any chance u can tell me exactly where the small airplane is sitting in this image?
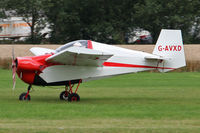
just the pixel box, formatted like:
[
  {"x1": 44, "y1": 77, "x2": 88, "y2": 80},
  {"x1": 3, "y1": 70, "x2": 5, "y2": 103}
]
[{"x1": 12, "y1": 29, "x2": 186, "y2": 101}]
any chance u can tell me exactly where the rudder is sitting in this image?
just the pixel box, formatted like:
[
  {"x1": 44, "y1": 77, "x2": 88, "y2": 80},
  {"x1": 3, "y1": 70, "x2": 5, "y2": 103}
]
[{"x1": 153, "y1": 29, "x2": 186, "y2": 72}]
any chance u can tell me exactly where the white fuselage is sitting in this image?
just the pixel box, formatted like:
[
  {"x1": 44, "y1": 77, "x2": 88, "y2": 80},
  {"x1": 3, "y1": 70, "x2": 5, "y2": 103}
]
[{"x1": 39, "y1": 41, "x2": 158, "y2": 84}]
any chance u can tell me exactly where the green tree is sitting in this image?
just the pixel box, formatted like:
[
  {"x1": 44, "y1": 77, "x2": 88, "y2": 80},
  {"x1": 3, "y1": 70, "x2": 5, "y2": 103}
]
[
  {"x1": 1, "y1": 0, "x2": 200, "y2": 44},
  {"x1": 0, "y1": 0, "x2": 8, "y2": 19},
  {"x1": 44, "y1": 0, "x2": 137, "y2": 44},
  {"x1": 6, "y1": 0, "x2": 46, "y2": 43},
  {"x1": 135, "y1": 0, "x2": 200, "y2": 43}
]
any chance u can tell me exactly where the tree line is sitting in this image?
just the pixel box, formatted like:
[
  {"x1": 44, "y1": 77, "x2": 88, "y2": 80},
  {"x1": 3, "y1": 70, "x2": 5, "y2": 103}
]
[{"x1": 0, "y1": 0, "x2": 200, "y2": 44}]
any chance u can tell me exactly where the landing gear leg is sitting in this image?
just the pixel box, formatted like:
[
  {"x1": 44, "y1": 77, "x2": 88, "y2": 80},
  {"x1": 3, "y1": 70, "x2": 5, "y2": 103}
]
[
  {"x1": 68, "y1": 80, "x2": 81, "y2": 102},
  {"x1": 19, "y1": 85, "x2": 31, "y2": 101},
  {"x1": 59, "y1": 80, "x2": 82, "y2": 102}
]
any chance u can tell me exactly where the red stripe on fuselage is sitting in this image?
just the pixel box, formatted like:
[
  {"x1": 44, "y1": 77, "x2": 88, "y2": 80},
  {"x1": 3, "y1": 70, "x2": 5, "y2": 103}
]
[{"x1": 103, "y1": 62, "x2": 175, "y2": 70}]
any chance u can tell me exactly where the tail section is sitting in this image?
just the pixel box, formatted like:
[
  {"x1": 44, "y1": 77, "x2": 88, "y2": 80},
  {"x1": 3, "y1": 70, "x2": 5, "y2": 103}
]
[{"x1": 153, "y1": 29, "x2": 186, "y2": 72}]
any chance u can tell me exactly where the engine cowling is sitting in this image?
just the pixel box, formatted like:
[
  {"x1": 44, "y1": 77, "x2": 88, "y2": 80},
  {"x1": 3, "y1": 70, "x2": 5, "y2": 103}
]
[
  {"x1": 16, "y1": 57, "x2": 41, "y2": 71},
  {"x1": 14, "y1": 54, "x2": 53, "y2": 85}
]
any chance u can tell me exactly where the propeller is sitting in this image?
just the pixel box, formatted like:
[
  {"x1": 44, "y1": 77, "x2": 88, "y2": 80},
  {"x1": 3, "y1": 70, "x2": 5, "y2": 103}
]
[{"x1": 12, "y1": 47, "x2": 16, "y2": 91}]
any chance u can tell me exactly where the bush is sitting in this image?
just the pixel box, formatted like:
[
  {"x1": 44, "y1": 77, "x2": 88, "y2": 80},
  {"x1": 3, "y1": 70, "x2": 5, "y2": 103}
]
[
  {"x1": 0, "y1": 58, "x2": 12, "y2": 69},
  {"x1": 180, "y1": 60, "x2": 200, "y2": 72}
]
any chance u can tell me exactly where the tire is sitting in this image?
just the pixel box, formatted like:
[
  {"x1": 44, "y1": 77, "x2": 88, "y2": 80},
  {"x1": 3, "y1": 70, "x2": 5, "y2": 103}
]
[
  {"x1": 60, "y1": 91, "x2": 69, "y2": 101},
  {"x1": 68, "y1": 93, "x2": 80, "y2": 102},
  {"x1": 19, "y1": 93, "x2": 31, "y2": 101}
]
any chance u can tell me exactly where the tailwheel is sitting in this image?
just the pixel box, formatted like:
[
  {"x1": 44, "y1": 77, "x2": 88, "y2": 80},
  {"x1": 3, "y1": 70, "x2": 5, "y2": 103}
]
[
  {"x1": 19, "y1": 85, "x2": 31, "y2": 101},
  {"x1": 68, "y1": 93, "x2": 80, "y2": 102},
  {"x1": 19, "y1": 93, "x2": 31, "y2": 101},
  {"x1": 60, "y1": 91, "x2": 69, "y2": 101}
]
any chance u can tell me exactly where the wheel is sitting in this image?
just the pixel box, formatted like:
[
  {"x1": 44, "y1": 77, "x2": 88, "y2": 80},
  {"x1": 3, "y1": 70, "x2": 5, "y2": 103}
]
[
  {"x1": 68, "y1": 93, "x2": 80, "y2": 102},
  {"x1": 19, "y1": 93, "x2": 31, "y2": 101},
  {"x1": 60, "y1": 91, "x2": 69, "y2": 101}
]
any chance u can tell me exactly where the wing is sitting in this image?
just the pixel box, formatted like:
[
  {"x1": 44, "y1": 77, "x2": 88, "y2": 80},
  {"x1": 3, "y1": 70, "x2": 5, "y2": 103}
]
[
  {"x1": 30, "y1": 47, "x2": 56, "y2": 56},
  {"x1": 46, "y1": 46, "x2": 113, "y2": 66}
]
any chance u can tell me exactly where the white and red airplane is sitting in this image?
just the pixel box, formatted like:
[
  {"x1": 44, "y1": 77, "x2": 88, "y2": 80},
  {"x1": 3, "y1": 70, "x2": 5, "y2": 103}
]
[{"x1": 12, "y1": 29, "x2": 186, "y2": 101}]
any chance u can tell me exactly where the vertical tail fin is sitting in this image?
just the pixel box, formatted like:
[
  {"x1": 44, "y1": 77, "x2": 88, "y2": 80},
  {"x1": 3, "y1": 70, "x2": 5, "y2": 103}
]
[{"x1": 153, "y1": 29, "x2": 186, "y2": 72}]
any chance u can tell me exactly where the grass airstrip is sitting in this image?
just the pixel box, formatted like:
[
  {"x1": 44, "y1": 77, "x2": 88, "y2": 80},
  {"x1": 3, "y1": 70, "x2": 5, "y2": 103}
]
[{"x1": 0, "y1": 69, "x2": 199, "y2": 133}]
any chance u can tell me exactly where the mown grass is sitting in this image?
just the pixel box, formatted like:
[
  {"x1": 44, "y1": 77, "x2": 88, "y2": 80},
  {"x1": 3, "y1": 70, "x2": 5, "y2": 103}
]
[{"x1": 0, "y1": 69, "x2": 200, "y2": 133}]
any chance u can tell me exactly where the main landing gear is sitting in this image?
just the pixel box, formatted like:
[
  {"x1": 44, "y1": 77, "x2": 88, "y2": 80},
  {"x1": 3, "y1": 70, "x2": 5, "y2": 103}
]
[
  {"x1": 60, "y1": 80, "x2": 81, "y2": 102},
  {"x1": 19, "y1": 85, "x2": 31, "y2": 101},
  {"x1": 18, "y1": 80, "x2": 82, "y2": 102}
]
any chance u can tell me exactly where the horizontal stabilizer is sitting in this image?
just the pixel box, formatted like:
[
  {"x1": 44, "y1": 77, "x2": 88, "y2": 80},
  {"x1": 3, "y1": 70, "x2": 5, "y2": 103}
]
[{"x1": 144, "y1": 55, "x2": 165, "y2": 60}]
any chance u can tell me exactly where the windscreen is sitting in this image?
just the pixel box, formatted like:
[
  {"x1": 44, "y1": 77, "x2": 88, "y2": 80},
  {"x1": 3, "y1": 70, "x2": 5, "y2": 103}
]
[{"x1": 56, "y1": 40, "x2": 89, "y2": 53}]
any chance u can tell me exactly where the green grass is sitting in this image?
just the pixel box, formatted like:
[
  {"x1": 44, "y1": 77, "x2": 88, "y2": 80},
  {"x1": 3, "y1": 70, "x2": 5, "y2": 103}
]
[{"x1": 0, "y1": 69, "x2": 200, "y2": 133}]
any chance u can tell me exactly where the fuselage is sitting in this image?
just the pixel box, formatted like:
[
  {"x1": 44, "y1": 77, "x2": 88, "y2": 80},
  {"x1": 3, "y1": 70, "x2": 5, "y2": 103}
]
[{"x1": 15, "y1": 40, "x2": 163, "y2": 86}]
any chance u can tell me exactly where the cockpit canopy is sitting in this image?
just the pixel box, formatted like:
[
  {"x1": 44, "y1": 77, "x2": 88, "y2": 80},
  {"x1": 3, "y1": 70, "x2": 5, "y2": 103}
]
[{"x1": 56, "y1": 40, "x2": 93, "y2": 53}]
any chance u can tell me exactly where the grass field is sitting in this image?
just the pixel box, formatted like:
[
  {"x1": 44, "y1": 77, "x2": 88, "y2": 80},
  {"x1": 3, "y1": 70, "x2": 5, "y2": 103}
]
[{"x1": 0, "y1": 69, "x2": 200, "y2": 133}]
